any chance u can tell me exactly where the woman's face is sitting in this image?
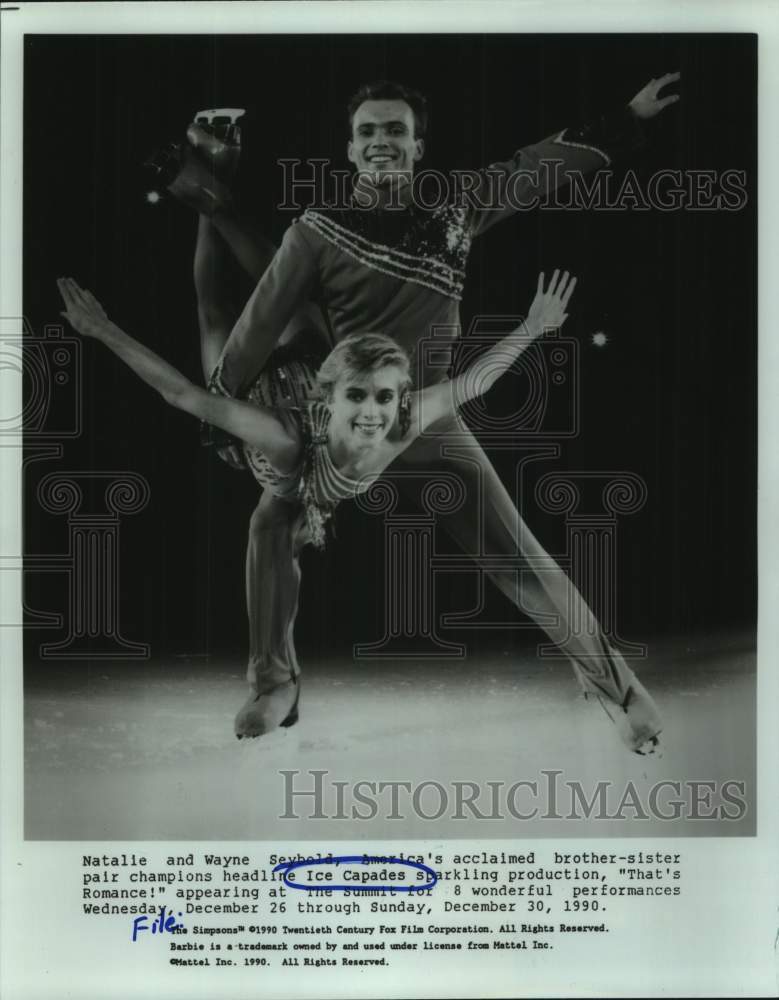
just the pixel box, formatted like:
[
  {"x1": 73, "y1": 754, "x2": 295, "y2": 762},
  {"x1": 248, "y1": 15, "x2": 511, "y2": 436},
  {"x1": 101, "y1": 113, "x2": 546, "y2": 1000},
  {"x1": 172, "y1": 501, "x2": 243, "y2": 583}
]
[{"x1": 328, "y1": 366, "x2": 405, "y2": 450}]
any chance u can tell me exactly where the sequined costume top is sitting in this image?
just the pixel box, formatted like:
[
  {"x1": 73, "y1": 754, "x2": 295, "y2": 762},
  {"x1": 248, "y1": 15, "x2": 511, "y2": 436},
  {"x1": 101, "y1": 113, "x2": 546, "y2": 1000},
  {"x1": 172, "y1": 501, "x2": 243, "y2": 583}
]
[
  {"x1": 255, "y1": 400, "x2": 377, "y2": 549},
  {"x1": 211, "y1": 107, "x2": 646, "y2": 401},
  {"x1": 239, "y1": 340, "x2": 321, "y2": 489}
]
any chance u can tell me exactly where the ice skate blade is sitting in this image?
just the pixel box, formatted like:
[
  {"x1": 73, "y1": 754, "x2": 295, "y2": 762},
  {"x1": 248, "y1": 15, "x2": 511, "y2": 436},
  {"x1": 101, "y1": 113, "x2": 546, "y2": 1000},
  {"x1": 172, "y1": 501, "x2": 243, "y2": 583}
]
[
  {"x1": 583, "y1": 681, "x2": 663, "y2": 756},
  {"x1": 234, "y1": 678, "x2": 300, "y2": 740}
]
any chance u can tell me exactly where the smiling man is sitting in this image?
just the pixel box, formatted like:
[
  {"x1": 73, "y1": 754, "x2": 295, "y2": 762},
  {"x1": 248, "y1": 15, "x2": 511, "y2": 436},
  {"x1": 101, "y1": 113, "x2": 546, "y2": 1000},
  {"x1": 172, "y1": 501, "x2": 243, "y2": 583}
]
[
  {"x1": 348, "y1": 94, "x2": 424, "y2": 188},
  {"x1": 209, "y1": 76, "x2": 680, "y2": 751}
]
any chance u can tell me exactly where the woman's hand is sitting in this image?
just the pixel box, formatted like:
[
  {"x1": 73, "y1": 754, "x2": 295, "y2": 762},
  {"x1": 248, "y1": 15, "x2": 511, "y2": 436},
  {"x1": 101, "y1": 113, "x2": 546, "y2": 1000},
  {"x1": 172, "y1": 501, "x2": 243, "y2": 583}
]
[
  {"x1": 525, "y1": 270, "x2": 577, "y2": 336},
  {"x1": 57, "y1": 277, "x2": 112, "y2": 340}
]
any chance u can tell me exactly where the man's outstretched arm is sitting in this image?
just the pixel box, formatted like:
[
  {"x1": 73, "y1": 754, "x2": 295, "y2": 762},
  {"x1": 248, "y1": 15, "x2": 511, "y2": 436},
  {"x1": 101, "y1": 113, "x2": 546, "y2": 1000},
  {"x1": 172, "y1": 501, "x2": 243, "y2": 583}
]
[{"x1": 467, "y1": 72, "x2": 681, "y2": 238}]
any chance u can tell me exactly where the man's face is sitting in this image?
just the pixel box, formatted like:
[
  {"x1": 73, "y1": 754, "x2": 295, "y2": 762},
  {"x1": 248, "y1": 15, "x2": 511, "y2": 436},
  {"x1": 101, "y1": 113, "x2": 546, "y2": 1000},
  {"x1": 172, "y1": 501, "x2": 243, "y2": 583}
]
[{"x1": 347, "y1": 99, "x2": 424, "y2": 187}]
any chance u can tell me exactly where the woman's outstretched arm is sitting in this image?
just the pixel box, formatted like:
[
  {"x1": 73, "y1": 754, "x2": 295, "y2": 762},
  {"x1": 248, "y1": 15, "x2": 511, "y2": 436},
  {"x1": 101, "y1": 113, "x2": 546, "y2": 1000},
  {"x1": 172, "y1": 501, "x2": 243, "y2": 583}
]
[
  {"x1": 56, "y1": 278, "x2": 301, "y2": 472},
  {"x1": 407, "y1": 270, "x2": 577, "y2": 436}
]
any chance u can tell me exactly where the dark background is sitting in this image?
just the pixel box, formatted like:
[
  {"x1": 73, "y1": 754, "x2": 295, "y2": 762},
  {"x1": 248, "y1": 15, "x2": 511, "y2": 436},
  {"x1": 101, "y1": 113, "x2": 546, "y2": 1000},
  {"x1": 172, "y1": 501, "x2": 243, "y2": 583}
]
[{"x1": 23, "y1": 34, "x2": 756, "y2": 662}]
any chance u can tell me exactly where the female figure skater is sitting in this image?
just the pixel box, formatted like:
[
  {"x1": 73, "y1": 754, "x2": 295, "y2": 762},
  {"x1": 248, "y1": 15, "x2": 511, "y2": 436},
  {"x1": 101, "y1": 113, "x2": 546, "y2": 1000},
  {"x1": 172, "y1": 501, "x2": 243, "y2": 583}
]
[
  {"x1": 145, "y1": 97, "x2": 667, "y2": 756},
  {"x1": 57, "y1": 272, "x2": 662, "y2": 753},
  {"x1": 147, "y1": 108, "x2": 330, "y2": 738}
]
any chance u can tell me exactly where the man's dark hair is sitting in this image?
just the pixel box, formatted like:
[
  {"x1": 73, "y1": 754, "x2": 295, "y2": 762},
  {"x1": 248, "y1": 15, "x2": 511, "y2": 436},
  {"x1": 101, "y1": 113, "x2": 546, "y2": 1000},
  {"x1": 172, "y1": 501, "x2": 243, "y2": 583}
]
[{"x1": 347, "y1": 80, "x2": 429, "y2": 139}]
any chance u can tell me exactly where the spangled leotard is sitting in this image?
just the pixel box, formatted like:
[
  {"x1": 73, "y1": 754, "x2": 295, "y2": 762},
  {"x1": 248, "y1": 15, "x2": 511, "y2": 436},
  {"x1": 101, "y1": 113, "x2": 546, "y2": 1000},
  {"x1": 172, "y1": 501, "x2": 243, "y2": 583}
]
[{"x1": 269, "y1": 400, "x2": 379, "y2": 549}]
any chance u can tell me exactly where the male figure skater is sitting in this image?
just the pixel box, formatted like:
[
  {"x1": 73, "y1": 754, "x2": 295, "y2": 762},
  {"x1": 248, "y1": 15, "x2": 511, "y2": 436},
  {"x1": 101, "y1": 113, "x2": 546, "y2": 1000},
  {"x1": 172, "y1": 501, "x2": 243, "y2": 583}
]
[{"x1": 204, "y1": 74, "x2": 681, "y2": 751}]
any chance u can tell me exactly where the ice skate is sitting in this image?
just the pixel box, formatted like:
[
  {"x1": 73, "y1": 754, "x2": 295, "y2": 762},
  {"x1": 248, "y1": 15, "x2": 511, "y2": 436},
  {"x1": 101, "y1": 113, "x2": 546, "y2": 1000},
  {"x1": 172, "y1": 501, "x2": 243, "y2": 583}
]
[
  {"x1": 235, "y1": 672, "x2": 300, "y2": 739},
  {"x1": 144, "y1": 107, "x2": 244, "y2": 214},
  {"x1": 574, "y1": 662, "x2": 663, "y2": 755},
  {"x1": 187, "y1": 107, "x2": 245, "y2": 180}
]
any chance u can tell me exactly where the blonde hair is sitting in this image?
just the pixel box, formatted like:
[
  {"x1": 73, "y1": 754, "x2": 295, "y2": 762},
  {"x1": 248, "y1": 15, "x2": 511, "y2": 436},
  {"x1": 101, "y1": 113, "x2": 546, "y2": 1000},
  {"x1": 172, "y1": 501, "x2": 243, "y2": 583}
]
[{"x1": 316, "y1": 332, "x2": 412, "y2": 400}]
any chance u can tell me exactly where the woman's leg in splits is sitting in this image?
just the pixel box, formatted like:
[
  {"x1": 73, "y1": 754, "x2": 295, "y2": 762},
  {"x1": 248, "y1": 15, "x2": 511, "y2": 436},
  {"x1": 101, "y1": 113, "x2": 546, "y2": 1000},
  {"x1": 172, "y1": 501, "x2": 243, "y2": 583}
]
[
  {"x1": 191, "y1": 208, "x2": 310, "y2": 736},
  {"x1": 236, "y1": 495, "x2": 309, "y2": 738},
  {"x1": 184, "y1": 137, "x2": 321, "y2": 737},
  {"x1": 192, "y1": 212, "x2": 246, "y2": 379},
  {"x1": 203, "y1": 201, "x2": 327, "y2": 351},
  {"x1": 168, "y1": 116, "x2": 329, "y2": 348},
  {"x1": 162, "y1": 114, "x2": 277, "y2": 284}
]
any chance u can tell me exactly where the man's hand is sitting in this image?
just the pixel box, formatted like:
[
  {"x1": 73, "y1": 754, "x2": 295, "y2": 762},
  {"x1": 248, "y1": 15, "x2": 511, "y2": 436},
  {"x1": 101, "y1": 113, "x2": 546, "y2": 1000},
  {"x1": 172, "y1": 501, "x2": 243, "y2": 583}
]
[
  {"x1": 217, "y1": 444, "x2": 247, "y2": 470},
  {"x1": 628, "y1": 72, "x2": 681, "y2": 119},
  {"x1": 57, "y1": 277, "x2": 112, "y2": 339},
  {"x1": 525, "y1": 270, "x2": 577, "y2": 337}
]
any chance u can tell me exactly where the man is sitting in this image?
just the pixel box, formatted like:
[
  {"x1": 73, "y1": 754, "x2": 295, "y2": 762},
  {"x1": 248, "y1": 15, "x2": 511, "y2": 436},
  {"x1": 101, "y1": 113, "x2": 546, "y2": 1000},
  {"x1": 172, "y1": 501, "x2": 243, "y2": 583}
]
[{"x1": 209, "y1": 74, "x2": 680, "y2": 752}]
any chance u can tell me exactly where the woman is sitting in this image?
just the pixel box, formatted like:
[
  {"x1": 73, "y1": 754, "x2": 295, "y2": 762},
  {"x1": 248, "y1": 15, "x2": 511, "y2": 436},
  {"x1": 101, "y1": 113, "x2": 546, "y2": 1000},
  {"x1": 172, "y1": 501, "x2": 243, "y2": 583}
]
[
  {"x1": 57, "y1": 271, "x2": 575, "y2": 521},
  {"x1": 56, "y1": 272, "x2": 593, "y2": 743},
  {"x1": 147, "y1": 109, "x2": 330, "y2": 738},
  {"x1": 130, "y1": 107, "x2": 664, "y2": 757}
]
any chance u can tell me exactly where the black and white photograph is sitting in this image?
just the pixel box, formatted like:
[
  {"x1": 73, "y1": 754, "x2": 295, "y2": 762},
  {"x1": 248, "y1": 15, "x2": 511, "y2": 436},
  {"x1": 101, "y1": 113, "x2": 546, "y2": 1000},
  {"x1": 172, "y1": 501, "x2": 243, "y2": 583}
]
[
  {"x1": 1, "y1": 2, "x2": 777, "y2": 998},
  {"x1": 21, "y1": 25, "x2": 757, "y2": 840}
]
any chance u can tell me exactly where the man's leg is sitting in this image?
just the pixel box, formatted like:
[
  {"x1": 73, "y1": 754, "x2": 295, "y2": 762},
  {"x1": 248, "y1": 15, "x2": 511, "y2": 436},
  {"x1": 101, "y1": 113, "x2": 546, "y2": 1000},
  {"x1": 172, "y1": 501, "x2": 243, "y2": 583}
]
[
  {"x1": 235, "y1": 492, "x2": 309, "y2": 739},
  {"x1": 396, "y1": 423, "x2": 662, "y2": 753}
]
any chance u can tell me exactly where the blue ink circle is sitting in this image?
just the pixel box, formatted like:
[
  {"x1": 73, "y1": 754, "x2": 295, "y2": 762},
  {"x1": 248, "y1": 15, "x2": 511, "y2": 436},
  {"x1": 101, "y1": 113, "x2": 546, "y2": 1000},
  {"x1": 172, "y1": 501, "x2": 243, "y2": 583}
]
[{"x1": 272, "y1": 855, "x2": 438, "y2": 893}]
